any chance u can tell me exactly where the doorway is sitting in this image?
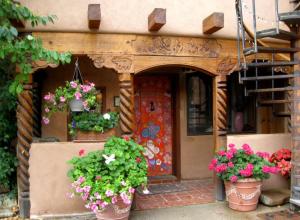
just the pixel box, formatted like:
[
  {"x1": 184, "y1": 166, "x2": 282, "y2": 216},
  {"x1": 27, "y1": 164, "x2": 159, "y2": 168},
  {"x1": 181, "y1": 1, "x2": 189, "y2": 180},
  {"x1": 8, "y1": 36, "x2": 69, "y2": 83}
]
[{"x1": 134, "y1": 75, "x2": 175, "y2": 177}]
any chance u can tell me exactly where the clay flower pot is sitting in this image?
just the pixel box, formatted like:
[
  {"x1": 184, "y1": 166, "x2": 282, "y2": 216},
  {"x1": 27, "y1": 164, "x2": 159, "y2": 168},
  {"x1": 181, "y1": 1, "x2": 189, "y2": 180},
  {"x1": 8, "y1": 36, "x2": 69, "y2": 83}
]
[
  {"x1": 95, "y1": 197, "x2": 132, "y2": 220},
  {"x1": 225, "y1": 178, "x2": 262, "y2": 212}
]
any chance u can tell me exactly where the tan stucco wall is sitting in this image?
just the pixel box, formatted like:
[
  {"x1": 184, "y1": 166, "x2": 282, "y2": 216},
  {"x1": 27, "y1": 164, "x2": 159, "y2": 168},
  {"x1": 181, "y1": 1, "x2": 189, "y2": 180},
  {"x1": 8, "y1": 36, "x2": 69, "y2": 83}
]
[
  {"x1": 179, "y1": 73, "x2": 214, "y2": 179},
  {"x1": 29, "y1": 142, "x2": 104, "y2": 216},
  {"x1": 227, "y1": 133, "x2": 291, "y2": 190},
  {"x1": 19, "y1": 0, "x2": 291, "y2": 39},
  {"x1": 40, "y1": 56, "x2": 120, "y2": 141}
]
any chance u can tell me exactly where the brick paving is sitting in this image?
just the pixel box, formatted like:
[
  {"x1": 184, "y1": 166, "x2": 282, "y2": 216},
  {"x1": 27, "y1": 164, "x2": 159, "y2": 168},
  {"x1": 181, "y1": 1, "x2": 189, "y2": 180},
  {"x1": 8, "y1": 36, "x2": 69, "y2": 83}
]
[{"x1": 133, "y1": 178, "x2": 215, "y2": 210}]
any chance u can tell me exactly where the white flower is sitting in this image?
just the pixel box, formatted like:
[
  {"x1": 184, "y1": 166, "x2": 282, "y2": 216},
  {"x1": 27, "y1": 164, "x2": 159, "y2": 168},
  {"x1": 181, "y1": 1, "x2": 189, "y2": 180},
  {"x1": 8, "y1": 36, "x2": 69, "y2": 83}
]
[
  {"x1": 103, "y1": 113, "x2": 111, "y2": 120},
  {"x1": 103, "y1": 154, "x2": 115, "y2": 164},
  {"x1": 143, "y1": 188, "x2": 150, "y2": 194}
]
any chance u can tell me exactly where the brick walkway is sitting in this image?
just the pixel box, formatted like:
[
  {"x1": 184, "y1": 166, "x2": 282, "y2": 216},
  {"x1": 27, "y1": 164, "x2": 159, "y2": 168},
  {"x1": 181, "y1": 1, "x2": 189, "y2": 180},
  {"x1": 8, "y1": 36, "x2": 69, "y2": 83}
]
[{"x1": 133, "y1": 178, "x2": 215, "y2": 210}]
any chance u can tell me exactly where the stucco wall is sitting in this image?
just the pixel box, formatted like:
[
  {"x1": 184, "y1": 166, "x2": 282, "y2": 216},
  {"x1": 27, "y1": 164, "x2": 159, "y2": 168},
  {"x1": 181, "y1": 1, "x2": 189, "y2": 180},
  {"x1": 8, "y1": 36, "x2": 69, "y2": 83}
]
[
  {"x1": 179, "y1": 73, "x2": 214, "y2": 179},
  {"x1": 29, "y1": 142, "x2": 104, "y2": 216},
  {"x1": 227, "y1": 133, "x2": 291, "y2": 190},
  {"x1": 19, "y1": 0, "x2": 291, "y2": 39},
  {"x1": 40, "y1": 56, "x2": 120, "y2": 141}
]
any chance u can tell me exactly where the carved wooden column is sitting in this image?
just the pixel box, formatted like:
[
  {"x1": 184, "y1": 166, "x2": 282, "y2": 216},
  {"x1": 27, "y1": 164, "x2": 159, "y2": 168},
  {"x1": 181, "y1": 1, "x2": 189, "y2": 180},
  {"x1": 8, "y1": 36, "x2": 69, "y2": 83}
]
[
  {"x1": 17, "y1": 82, "x2": 34, "y2": 218},
  {"x1": 213, "y1": 74, "x2": 227, "y2": 201},
  {"x1": 119, "y1": 73, "x2": 134, "y2": 136}
]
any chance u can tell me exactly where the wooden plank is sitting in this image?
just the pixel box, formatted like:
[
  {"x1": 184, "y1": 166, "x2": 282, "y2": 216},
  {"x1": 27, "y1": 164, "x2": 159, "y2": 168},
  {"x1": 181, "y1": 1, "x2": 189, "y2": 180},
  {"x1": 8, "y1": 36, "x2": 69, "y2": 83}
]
[
  {"x1": 88, "y1": 4, "x2": 101, "y2": 29},
  {"x1": 148, "y1": 8, "x2": 166, "y2": 32},
  {"x1": 203, "y1": 12, "x2": 224, "y2": 35}
]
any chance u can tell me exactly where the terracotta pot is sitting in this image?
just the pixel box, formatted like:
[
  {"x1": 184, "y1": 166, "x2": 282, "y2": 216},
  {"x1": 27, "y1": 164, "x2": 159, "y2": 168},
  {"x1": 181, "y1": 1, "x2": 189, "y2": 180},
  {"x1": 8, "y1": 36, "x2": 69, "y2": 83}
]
[
  {"x1": 225, "y1": 178, "x2": 262, "y2": 212},
  {"x1": 74, "y1": 128, "x2": 116, "y2": 142},
  {"x1": 95, "y1": 198, "x2": 132, "y2": 220}
]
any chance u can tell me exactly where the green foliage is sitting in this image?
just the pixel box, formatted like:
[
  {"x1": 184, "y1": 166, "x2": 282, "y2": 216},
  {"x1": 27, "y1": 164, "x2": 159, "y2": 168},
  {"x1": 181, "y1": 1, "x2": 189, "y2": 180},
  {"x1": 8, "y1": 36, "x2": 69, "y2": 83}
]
[
  {"x1": 0, "y1": 59, "x2": 17, "y2": 190},
  {"x1": 0, "y1": 0, "x2": 71, "y2": 94},
  {"x1": 69, "y1": 112, "x2": 119, "y2": 136},
  {"x1": 0, "y1": 147, "x2": 18, "y2": 189},
  {"x1": 67, "y1": 137, "x2": 148, "y2": 211}
]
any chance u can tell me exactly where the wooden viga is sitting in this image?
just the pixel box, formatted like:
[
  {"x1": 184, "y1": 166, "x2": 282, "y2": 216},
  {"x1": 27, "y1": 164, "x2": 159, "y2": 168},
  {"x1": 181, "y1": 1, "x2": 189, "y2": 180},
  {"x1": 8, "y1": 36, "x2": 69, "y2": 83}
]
[{"x1": 17, "y1": 83, "x2": 34, "y2": 218}]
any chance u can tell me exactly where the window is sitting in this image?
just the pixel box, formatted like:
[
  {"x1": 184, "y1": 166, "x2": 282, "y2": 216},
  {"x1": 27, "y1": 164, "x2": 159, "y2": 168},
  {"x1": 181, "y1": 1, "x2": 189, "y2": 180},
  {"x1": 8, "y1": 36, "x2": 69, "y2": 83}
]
[{"x1": 186, "y1": 73, "x2": 212, "y2": 135}]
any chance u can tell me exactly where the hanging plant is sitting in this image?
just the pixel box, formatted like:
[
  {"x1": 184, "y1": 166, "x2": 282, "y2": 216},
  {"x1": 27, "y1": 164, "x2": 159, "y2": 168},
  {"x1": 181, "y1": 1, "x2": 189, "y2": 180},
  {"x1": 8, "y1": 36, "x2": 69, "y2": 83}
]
[{"x1": 42, "y1": 80, "x2": 98, "y2": 124}]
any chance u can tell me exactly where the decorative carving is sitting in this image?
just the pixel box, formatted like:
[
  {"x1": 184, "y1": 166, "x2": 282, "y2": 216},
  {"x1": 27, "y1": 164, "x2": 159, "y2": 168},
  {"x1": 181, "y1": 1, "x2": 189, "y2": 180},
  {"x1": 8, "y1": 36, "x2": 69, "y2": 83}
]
[
  {"x1": 119, "y1": 76, "x2": 134, "y2": 135},
  {"x1": 31, "y1": 60, "x2": 59, "y2": 73},
  {"x1": 217, "y1": 57, "x2": 237, "y2": 75},
  {"x1": 134, "y1": 36, "x2": 222, "y2": 57},
  {"x1": 17, "y1": 84, "x2": 33, "y2": 218},
  {"x1": 88, "y1": 54, "x2": 134, "y2": 73}
]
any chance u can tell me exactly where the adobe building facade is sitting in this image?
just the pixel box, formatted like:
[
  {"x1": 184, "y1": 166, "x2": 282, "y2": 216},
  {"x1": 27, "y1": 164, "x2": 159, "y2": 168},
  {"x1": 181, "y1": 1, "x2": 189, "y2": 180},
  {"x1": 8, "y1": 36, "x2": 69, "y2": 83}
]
[{"x1": 16, "y1": 0, "x2": 294, "y2": 217}]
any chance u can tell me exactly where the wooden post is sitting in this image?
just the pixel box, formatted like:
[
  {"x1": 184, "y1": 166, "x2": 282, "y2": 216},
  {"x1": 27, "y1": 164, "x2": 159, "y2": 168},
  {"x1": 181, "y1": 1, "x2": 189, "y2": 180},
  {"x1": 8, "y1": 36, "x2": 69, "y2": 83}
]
[
  {"x1": 17, "y1": 81, "x2": 34, "y2": 218},
  {"x1": 119, "y1": 73, "x2": 134, "y2": 136},
  {"x1": 213, "y1": 75, "x2": 227, "y2": 201},
  {"x1": 291, "y1": 27, "x2": 300, "y2": 207},
  {"x1": 148, "y1": 8, "x2": 166, "y2": 32}
]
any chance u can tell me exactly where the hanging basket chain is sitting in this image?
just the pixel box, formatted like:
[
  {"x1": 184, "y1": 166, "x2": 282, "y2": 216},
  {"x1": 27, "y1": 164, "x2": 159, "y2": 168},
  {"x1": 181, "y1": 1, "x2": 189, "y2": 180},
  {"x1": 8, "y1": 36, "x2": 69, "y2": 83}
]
[{"x1": 72, "y1": 57, "x2": 84, "y2": 84}]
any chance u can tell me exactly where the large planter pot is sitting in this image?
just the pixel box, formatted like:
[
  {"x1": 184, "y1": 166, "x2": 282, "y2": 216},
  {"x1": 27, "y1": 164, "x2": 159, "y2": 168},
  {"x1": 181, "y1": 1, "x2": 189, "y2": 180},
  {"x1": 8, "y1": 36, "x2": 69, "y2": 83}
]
[
  {"x1": 74, "y1": 128, "x2": 116, "y2": 142},
  {"x1": 225, "y1": 178, "x2": 262, "y2": 212},
  {"x1": 69, "y1": 99, "x2": 84, "y2": 112},
  {"x1": 95, "y1": 197, "x2": 132, "y2": 220}
]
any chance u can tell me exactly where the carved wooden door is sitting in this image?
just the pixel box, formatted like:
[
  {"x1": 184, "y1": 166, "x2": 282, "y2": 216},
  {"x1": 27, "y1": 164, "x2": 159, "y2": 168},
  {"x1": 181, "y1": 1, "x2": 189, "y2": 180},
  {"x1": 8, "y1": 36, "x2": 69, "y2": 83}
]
[{"x1": 134, "y1": 76, "x2": 173, "y2": 176}]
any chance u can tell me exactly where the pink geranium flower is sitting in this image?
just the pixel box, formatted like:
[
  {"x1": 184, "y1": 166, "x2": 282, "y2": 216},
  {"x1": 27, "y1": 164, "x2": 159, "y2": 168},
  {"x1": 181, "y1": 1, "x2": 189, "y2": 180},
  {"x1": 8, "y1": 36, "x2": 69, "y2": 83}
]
[
  {"x1": 42, "y1": 116, "x2": 50, "y2": 125},
  {"x1": 44, "y1": 107, "x2": 50, "y2": 113},
  {"x1": 242, "y1": 144, "x2": 254, "y2": 155},
  {"x1": 228, "y1": 162, "x2": 234, "y2": 168},
  {"x1": 230, "y1": 175, "x2": 238, "y2": 183},
  {"x1": 60, "y1": 96, "x2": 66, "y2": 103}
]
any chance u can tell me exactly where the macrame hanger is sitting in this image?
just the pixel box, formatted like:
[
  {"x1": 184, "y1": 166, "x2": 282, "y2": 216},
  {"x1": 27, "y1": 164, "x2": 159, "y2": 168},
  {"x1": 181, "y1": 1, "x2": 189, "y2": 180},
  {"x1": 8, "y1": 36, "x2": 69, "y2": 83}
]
[{"x1": 72, "y1": 57, "x2": 84, "y2": 84}]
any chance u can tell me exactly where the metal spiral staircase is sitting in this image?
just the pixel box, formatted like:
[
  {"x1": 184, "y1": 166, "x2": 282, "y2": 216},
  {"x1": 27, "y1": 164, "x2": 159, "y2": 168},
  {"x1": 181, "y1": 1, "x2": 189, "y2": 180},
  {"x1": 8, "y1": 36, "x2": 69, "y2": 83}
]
[{"x1": 235, "y1": 0, "x2": 300, "y2": 207}]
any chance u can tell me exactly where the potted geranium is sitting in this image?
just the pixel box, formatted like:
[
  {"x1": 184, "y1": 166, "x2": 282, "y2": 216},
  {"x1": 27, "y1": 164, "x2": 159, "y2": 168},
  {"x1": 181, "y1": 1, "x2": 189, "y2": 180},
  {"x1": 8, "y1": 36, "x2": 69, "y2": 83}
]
[
  {"x1": 42, "y1": 80, "x2": 98, "y2": 124},
  {"x1": 269, "y1": 148, "x2": 291, "y2": 178},
  {"x1": 209, "y1": 143, "x2": 278, "y2": 212},
  {"x1": 67, "y1": 136, "x2": 148, "y2": 220},
  {"x1": 69, "y1": 112, "x2": 119, "y2": 142}
]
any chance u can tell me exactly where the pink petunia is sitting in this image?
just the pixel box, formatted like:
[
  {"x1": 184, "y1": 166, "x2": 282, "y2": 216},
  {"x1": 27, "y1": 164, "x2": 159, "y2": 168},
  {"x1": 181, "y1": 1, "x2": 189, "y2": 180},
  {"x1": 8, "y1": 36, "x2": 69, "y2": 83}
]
[
  {"x1": 74, "y1": 92, "x2": 82, "y2": 100},
  {"x1": 60, "y1": 96, "x2": 66, "y2": 103},
  {"x1": 42, "y1": 116, "x2": 50, "y2": 125},
  {"x1": 70, "y1": 81, "x2": 78, "y2": 88}
]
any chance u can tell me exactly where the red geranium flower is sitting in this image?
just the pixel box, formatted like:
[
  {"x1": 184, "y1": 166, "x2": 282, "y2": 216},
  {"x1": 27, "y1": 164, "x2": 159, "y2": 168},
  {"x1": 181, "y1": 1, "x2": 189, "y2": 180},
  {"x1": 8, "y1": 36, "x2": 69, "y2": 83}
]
[
  {"x1": 136, "y1": 157, "x2": 142, "y2": 163},
  {"x1": 79, "y1": 149, "x2": 85, "y2": 156},
  {"x1": 123, "y1": 135, "x2": 130, "y2": 141}
]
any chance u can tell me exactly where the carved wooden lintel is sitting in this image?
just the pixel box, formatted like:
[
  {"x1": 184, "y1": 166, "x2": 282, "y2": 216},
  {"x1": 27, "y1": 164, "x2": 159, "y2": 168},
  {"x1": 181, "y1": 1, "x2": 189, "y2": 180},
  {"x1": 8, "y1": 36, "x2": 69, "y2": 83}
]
[
  {"x1": 88, "y1": 54, "x2": 134, "y2": 74},
  {"x1": 31, "y1": 60, "x2": 59, "y2": 73},
  {"x1": 217, "y1": 57, "x2": 238, "y2": 75}
]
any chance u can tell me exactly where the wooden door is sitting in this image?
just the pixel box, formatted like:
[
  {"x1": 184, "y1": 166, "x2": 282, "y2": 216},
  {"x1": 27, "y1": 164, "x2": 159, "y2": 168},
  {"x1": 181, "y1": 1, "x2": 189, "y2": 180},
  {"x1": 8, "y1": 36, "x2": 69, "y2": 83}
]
[{"x1": 134, "y1": 76, "x2": 173, "y2": 176}]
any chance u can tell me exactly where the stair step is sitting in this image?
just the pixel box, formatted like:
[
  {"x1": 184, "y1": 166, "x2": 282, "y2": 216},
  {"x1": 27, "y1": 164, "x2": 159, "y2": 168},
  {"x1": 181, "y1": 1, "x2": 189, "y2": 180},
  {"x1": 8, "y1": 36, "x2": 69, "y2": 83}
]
[
  {"x1": 259, "y1": 99, "x2": 293, "y2": 105},
  {"x1": 294, "y1": 2, "x2": 300, "y2": 11},
  {"x1": 256, "y1": 28, "x2": 298, "y2": 40},
  {"x1": 246, "y1": 61, "x2": 300, "y2": 68},
  {"x1": 243, "y1": 46, "x2": 300, "y2": 56},
  {"x1": 248, "y1": 86, "x2": 298, "y2": 94},
  {"x1": 274, "y1": 112, "x2": 291, "y2": 117},
  {"x1": 241, "y1": 74, "x2": 299, "y2": 81},
  {"x1": 279, "y1": 11, "x2": 300, "y2": 26}
]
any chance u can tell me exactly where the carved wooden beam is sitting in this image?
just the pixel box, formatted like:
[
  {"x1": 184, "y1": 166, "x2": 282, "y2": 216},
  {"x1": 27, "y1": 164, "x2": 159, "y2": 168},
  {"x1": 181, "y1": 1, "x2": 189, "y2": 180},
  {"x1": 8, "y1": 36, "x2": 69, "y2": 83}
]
[
  {"x1": 17, "y1": 83, "x2": 33, "y2": 218},
  {"x1": 203, "y1": 12, "x2": 224, "y2": 35},
  {"x1": 119, "y1": 73, "x2": 134, "y2": 136},
  {"x1": 148, "y1": 8, "x2": 166, "y2": 32},
  {"x1": 88, "y1": 4, "x2": 101, "y2": 29},
  {"x1": 88, "y1": 54, "x2": 134, "y2": 74}
]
